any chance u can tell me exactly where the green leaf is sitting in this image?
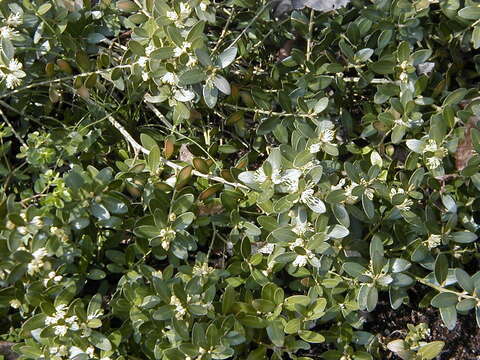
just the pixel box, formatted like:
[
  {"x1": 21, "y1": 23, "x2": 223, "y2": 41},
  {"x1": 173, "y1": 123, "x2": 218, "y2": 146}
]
[
  {"x1": 298, "y1": 330, "x2": 325, "y2": 343},
  {"x1": 148, "y1": 145, "x2": 161, "y2": 173},
  {"x1": 21, "y1": 314, "x2": 46, "y2": 335},
  {"x1": 178, "y1": 69, "x2": 206, "y2": 86},
  {"x1": 455, "y1": 268, "x2": 474, "y2": 293},
  {"x1": 173, "y1": 212, "x2": 195, "y2": 230},
  {"x1": 442, "y1": 88, "x2": 467, "y2": 107},
  {"x1": 37, "y1": 3, "x2": 52, "y2": 15},
  {"x1": 458, "y1": 6, "x2": 480, "y2": 20},
  {"x1": 362, "y1": 193, "x2": 375, "y2": 219},
  {"x1": 267, "y1": 320, "x2": 285, "y2": 347},
  {"x1": 218, "y1": 47, "x2": 237, "y2": 68},
  {"x1": 213, "y1": 75, "x2": 231, "y2": 95},
  {"x1": 313, "y1": 97, "x2": 329, "y2": 113},
  {"x1": 270, "y1": 227, "x2": 297, "y2": 242},
  {"x1": 90, "y1": 331, "x2": 112, "y2": 351},
  {"x1": 366, "y1": 286, "x2": 378, "y2": 312},
  {"x1": 417, "y1": 341, "x2": 445, "y2": 360},
  {"x1": 203, "y1": 83, "x2": 218, "y2": 108},
  {"x1": 430, "y1": 293, "x2": 458, "y2": 308},
  {"x1": 343, "y1": 262, "x2": 366, "y2": 277},
  {"x1": 434, "y1": 253, "x2": 448, "y2": 286},
  {"x1": 451, "y1": 231, "x2": 477, "y2": 243},
  {"x1": 439, "y1": 305, "x2": 457, "y2": 330},
  {"x1": 369, "y1": 60, "x2": 395, "y2": 74},
  {"x1": 129, "y1": 40, "x2": 145, "y2": 56}
]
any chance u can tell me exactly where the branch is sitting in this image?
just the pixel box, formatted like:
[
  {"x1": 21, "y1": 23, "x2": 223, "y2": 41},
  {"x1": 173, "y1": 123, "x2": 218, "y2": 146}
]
[{"x1": 107, "y1": 115, "x2": 248, "y2": 190}]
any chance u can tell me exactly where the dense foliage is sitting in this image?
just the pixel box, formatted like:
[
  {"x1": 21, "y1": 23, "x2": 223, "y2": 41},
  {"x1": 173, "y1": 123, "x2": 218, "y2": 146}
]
[{"x1": 1, "y1": 0, "x2": 480, "y2": 359}]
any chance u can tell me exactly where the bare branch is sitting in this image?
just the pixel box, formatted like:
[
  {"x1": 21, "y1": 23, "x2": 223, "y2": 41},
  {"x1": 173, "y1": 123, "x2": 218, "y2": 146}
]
[{"x1": 107, "y1": 115, "x2": 248, "y2": 189}]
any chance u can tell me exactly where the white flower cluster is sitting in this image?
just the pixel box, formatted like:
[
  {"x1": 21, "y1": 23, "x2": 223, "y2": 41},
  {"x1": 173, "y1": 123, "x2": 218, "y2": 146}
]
[
  {"x1": 309, "y1": 121, "x2": 336, "y2": 153},
  {"x1": 331, "y1": 178, "x2": 359, "y2": 204},
  {"x1": 170, "y1": 295, "x2": 187, "y2": 320},
  {"x1": 159, "y1": 228, "x2": 176, "y2": 250},
  {"x1": 49, "y1": 344, "x2": 111, "y2": 360},
  {"x1": 0, "y1": 12, "x2": 21, "y2": 40},
  {"x1": 300, "y1": 188, "x2": 326, "y2": 214},
  {"x1": 45, "y1": 304, "x2": 80, "y2": 336},
  {"x1": 27, "y1": 247, "x2": 48, "y2": 275},
  {"x1": 1, "y1": 58, "x2": 26, "y2": 89},
  {"x1": 390, "y1": 188, "x2": 413, "y2": 211},
  {"x1": 43, "y1": 271, "x2": 63, "y2": 286},
  {"x1": 289, "y1": 238, "x2": 316, "y2": 268},
  {"x1": 422, "y1": 139, "x2": 447, "y2": 169},
  {"x1": 252, "y1": 242, "x2": 275, "y2": 255},
  {"x1": 425, "y1": 234, "x2": 442, "y2": 249},
  {"x1": 192, "y1": 263, "x2": 214, "y2": 277},
  {"x1": 50, "y1": 226, "x2": 69, "y2": 243}
]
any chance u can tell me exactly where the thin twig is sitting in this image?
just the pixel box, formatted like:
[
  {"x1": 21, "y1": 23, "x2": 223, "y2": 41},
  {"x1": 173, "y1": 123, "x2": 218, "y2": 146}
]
[
  {"x1": 226, "y1": 1, "x2": 272, "y2": 50},
  {"x1": 212, "y1": 8, "x2": 236, "y2": 54},
  {"x1": 222, "y1": 103, "x2": 314, "y2": 118},
  {"x1": 144, "y1": 101, "x2": 173, "y2": 130},
  {"x1": 0, "y1": 64, "x2": 132, "y2": 99},
  {"x1": 0, "y1": 108, "x2": 27, "y2": 147},
  {"x1": 413, "y1": 274, "x2": 477, "y2": 301},
  {"x1": 107, "y1": 115, "x2": 248, "y2": 189},
  {"x1": 306, "y1": 9, "x2": 315, "y2": 63}
]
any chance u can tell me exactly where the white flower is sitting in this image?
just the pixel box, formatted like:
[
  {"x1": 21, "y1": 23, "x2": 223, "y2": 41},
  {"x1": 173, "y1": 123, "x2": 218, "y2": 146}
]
[
  {"x1": 8, "y1": 58, "x2": 22, "y2": 71},
  {"x1": 343, "y1": 181, "x2": 358, "y2": 204},
  {"x1": 293, "y1": 255, "x2": 308, "y2": 267},
  {"x1": 423, "y1": 139, "x2": 438, "y2": 153},
  {"x1": 173, "y1": 41, "x2": 191, "y2": 57},
  {"x1": 186, "y1": 55, "x2": 197, "y2": 67},
  {"x1": 426, "y1": 156, "x2": 442, "y2": 169},
  {"x1": 300, "y1": 189, "x2": 326, "y2": 214},
  {"x1": 9, "y1": 299, "x2": 21, "y2": 309},
  {"x1": 426, "y1": 234, "x2": 442, "y2": 249},
  {"x1": 0, "y1": 26, "x2": 18, "y2": 39},
  {"x1": 86, "y1": 346, "x2": 95, "y2": 356},
  {"x1": 65, "y1": 315, "x2": 78, "y2": 324},
  {"x1": 364, "y1": 187, "x2": 374, "y2": 200},
  {"x1": 2, "y1": 58, "x2": 25, "y2": 89},
  {"x1": 142, "y1": 71, "x2": 149, "y2": 81},
  {"x1": 5, "y1": 73, "x2": 21, "y2": 89},
  {"x1": 54, "y1": 324, "x2": 68, "y2": 336},
  {"x1": 253, "y1": 167, "x2": 267, "y2": 183},
  {"x1": 309, "y1": 143, "x2": 321, "y2": 154},
  {"x1": 170, "y1": 295, "x2": 187, "y2": 319},
  {"x1": 6, "y1": 13, "x2": 22, "y2": 27},
  {"x1": 390, "y1": 187, "x2": 405, "y2": 198},
  {"x1": 289, "y1": 238, "x2": 305, "y2": 251},
  {"x1": 292, "y1": 221, "x2": 312, "y2": 235},
  {"x1": 145, "y1": 44, "x2": 155, "y2": 56},
  {"x1": 27, "y1": 248, "x2": 48, "y2": 275},
  {"x1": 192, "y1": 263, "x2": 214, "y2": 276},
  {"x1": 161, "y1": 71, "x2": 178, "y2": 85},
  {"x1": 396, "y1": 198, "x2": 413, "y2": 211},
  {"x1": 257, "y1": 243, "x2": 275, "y2": 254},
  {"x1": 319, "y1": 128, "x2": 335, "y2": 143},
  {"x1": 180, "y1": 2, "x2": 191, "y2": 16},
  {"x1": 199, "y1": 1, "x2": 208, "y2": 11},
  {"x1": 138, "y1": 56, "x2": 148, "y2": 67},
  {"x1": 276, "y1": 169, "x2": 302, "y2": 193},
  {"x1": 166, "y1": 10, "x2": 178, "y2": 21}
]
